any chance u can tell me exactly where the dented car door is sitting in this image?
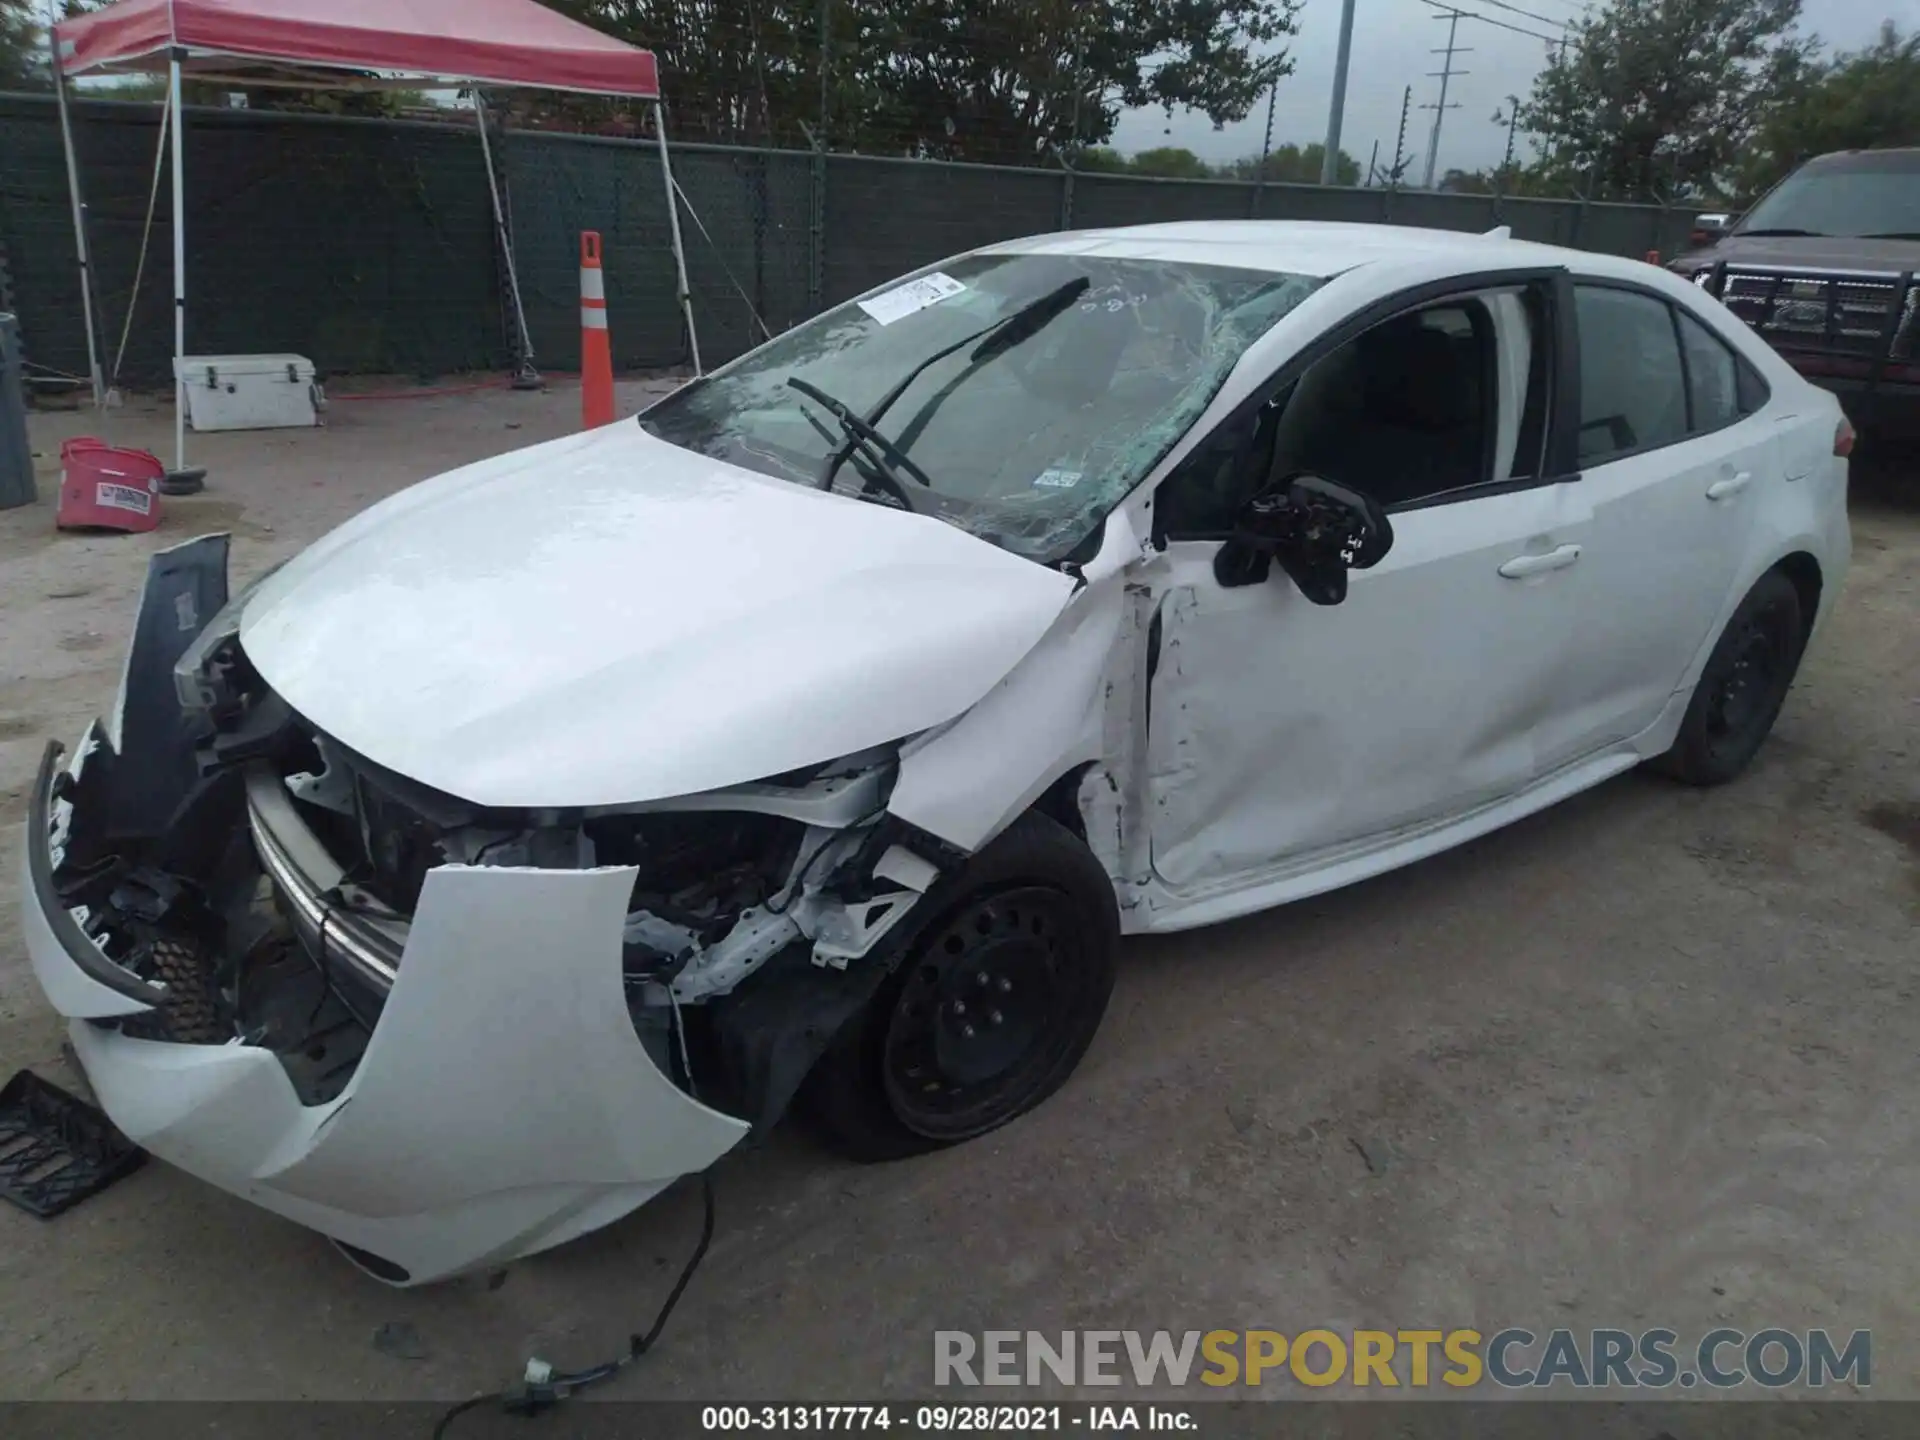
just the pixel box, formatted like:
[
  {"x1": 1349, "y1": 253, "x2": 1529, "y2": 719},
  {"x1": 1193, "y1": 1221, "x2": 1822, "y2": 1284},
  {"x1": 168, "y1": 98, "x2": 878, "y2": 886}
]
[{"x1": 1141, "y1": 277, "x2": 1589, "y2": 898}]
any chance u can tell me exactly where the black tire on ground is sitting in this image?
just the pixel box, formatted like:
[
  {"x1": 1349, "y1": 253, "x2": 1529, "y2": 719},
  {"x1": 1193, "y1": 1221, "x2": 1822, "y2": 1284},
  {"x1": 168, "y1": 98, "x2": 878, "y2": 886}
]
[
  {"x1": 801, "y1": 811, "x2": 1120, "y2": 1163},
  {"x1": 1649, "y1": 568, "x2": 1805, "y2": 787}
]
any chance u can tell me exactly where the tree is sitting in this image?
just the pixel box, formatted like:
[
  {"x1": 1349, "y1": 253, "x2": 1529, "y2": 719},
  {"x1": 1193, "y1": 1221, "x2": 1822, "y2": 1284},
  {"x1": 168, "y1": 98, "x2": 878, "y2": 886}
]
[
  {"x1": 540, "y1": 1, "x2": 1302, "y2": 164},
  {"x1": 1125, "y1": 146, "x2": 1214, "y2": 178},
  {"x1": 1, "y1": 0, "x2": 48, "y2": 90},
  {"x1": 1736, "y1": 22, "x2": 1920, "y2": 199},
  {"x1": 1438, "y1": 161, "x2": 1527, "y2": 195},
  {"x1": 1071, "y1": 146, "x2": 1134, "y2": 173},
  {"x1": 1224, "y1": 141, "x2": 1358, "y2": 184},
  {"x1": 1517, "y1": 0, "x2": 1815, "y2": 202}
]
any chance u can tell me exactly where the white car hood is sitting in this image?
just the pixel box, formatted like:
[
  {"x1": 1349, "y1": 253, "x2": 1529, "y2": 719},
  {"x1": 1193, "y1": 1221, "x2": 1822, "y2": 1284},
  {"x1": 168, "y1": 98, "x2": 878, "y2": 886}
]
[{"x1": 238, "y1": 422, "x2": 1076, "y2": 808}]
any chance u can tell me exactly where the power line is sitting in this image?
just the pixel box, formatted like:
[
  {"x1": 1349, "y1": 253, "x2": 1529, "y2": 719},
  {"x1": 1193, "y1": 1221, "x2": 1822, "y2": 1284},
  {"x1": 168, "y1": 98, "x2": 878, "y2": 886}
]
[
  {"x1": 1471, "y1": 0, "x2": 1574, "y2": 29},
  {"x1": 1414, "y1": 0, "x2": 1569, "y2": 49}
]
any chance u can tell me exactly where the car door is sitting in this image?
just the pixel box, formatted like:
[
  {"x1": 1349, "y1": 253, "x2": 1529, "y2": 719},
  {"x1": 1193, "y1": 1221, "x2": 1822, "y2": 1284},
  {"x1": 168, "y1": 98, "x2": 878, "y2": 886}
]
[
  {"x1": 1542, "y1": 282, "x2": 1772, "y2": 768},
  {"x1": 1142, "y1": 278, "x2": 1591, "y2": 897}
]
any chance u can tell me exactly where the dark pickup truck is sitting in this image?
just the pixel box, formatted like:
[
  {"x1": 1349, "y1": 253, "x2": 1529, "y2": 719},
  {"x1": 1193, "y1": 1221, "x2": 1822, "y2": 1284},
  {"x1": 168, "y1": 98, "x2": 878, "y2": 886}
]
[{"x1": 1668, "y1": 147, "x2": 1920, "y2": 441}]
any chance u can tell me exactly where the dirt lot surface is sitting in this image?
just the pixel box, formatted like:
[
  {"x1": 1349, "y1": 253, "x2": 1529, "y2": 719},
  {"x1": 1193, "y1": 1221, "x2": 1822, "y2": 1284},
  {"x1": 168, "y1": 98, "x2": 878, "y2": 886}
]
[{"x1": 0, "y1": 386, "x2": 1914, "y2": 1404}]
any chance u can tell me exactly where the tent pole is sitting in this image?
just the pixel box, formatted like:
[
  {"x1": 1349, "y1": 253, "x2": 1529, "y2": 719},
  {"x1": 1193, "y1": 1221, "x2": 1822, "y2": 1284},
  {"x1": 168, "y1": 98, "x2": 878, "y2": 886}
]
[
  {"x1": 652, "y1": 99, "x2": 701, "y2": 375},
  {"x1": 169, "y1": 53, "x2": 187, "y2": 473},
  {"x1": 51, "y1": 41, "x2": 106, "y2": 410},
  {"x1": 473, "y1": 90, "x2": 538, "y2": 387}
]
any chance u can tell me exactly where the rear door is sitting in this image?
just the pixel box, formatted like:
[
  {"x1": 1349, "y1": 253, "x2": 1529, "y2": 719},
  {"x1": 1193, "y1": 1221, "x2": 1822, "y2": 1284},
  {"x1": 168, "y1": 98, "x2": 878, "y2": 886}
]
[{"x1": 1541, "y1": 282, "x2": 1773, "y2": 770}]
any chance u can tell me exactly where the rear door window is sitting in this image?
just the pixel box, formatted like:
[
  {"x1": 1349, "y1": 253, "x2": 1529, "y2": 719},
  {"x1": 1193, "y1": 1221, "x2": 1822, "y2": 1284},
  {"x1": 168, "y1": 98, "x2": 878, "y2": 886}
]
[{"x1": 1573, "y1": 286, "x2": 1688, "y2": 463}]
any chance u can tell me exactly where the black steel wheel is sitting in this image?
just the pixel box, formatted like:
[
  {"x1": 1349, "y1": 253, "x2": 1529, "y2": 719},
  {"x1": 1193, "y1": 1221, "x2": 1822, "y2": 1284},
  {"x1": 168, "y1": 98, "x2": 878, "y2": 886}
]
[
  {"x1": 803, "y1": 812, "x2": 1119, "y2": 1161},
  {"x1": 880, "y1": 886, "x2": 1093, "y2": 1140},
  {"x1": 1651, "y1": 569, "x2": 1805, "y2": 787}
]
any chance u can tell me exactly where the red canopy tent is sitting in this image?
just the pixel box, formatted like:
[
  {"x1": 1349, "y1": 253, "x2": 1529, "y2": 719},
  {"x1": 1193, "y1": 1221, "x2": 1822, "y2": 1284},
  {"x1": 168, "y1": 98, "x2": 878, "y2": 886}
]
[{"x1": 50, "y1": 0, "x2": 699, "y2": 472}]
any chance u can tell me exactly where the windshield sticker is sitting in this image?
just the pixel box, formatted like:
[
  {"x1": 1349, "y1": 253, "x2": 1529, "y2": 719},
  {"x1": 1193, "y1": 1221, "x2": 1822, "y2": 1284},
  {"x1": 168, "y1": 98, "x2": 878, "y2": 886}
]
[
  {"x1": 858, "y1": 272, "x2": 967, "y2": 326},
  {"x1": 1032, "y1": 468, "x2": 1083, "y2": 490}
]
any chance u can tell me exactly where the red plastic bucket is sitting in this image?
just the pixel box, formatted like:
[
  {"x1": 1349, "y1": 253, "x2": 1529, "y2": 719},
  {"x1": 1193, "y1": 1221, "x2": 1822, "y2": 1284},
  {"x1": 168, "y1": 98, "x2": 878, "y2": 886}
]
[{"x1": 57, "y1": 439, "x2": 164, "y2": 533}]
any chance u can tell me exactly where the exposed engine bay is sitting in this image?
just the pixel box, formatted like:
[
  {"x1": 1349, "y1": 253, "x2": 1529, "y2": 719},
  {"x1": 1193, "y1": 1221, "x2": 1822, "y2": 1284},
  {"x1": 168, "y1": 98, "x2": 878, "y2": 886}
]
[{"x1": 44, "y1": 534, "x2": 943, "y2": 1137}]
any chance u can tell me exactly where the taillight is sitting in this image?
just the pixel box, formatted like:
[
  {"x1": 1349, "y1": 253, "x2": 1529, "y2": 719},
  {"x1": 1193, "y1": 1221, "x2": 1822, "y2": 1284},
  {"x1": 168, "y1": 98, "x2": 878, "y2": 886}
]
[{"x1": 1834, "y1": 418, "x2": 1856, "y2": 458}]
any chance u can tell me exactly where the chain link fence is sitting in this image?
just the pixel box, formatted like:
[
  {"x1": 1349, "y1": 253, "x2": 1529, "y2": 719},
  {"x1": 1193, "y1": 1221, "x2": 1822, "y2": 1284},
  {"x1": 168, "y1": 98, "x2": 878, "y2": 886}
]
[{"x1": 0, "y1": 92, "x2": 1699, "y2": 386}]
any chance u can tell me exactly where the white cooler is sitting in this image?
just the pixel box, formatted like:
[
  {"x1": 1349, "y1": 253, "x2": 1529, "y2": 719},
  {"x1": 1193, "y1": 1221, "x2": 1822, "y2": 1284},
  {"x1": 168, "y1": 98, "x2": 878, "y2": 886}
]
[{"x1": 174, "y1": 354, "x2": 321, "y2": 432}]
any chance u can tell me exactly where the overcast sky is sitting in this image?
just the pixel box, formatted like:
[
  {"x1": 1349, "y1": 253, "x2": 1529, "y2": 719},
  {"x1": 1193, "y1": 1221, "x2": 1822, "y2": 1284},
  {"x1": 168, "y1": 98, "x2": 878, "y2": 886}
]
[{"x1": 1111, "y1": 0, "x2": 1920, "y2": 179}]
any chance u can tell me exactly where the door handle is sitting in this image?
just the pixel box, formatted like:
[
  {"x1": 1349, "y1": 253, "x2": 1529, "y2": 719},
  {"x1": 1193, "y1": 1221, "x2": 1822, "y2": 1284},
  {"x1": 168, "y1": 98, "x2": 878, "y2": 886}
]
[
  {"x1": 1498, "y1": 544, "x2": 1582, "y2": 579},
  {"x1": 1706, "y1": 471, "x2": 1752, "y2": 500}
]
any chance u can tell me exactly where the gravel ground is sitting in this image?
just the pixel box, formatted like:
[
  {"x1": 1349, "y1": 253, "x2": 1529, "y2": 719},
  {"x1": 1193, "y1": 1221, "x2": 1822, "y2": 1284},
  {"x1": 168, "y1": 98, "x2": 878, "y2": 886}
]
[{"x1": 0, "y1": 386, "x2": 1914, "y2": 1404}]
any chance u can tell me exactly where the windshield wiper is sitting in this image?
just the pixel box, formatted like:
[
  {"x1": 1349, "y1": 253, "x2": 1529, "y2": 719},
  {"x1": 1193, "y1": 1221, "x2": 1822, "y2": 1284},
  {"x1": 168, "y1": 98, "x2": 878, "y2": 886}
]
[
  {"x1": 864, "y1": 277, "x2": 1090, "y2": 431},
  {"x1": 1736, "y1": 228, "x2": 1826, "y2": 238},
  {"x1": 816, "y1": 277, "x2": 1091, "y2": 492},
  {"x1": 785, "y1": 377, "x2": 935, "y2": 505},
  {"x1": 1859, "y1": 231, "x2": 1920, "y2": 241}
]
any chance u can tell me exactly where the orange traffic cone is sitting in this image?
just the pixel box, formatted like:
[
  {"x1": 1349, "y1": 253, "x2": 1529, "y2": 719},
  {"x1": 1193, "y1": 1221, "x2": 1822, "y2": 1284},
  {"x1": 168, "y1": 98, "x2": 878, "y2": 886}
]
[{"x1": 581, "y1": 231, "x2": 614, "y2": 429}]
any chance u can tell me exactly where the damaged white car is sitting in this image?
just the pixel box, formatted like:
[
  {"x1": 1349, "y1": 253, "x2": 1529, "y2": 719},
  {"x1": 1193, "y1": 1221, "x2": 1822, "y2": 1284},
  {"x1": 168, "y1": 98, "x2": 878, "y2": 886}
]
[{"x1": 22, "y1": 221, "x2": 1851, "y2": 1285}]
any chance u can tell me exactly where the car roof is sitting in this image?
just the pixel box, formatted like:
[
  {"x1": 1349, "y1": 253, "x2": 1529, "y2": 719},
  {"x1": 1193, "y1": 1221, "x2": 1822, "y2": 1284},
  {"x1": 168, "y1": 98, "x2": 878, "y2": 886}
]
[
  {"x1": 1797, "y1": 147, "x2": 1920, "y2": 172},
  {"x1": 985, "y1": 219, "x2": 1654, "y2": 284}
]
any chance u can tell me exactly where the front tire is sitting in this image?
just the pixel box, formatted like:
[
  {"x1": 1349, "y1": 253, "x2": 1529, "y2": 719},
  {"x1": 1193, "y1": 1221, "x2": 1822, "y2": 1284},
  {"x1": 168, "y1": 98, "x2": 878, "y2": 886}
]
[
  {"x1": 802, "y1": 812, "x2": 1119, "y2": 1162},
  {"x1": 1651, "y1": 569, "x2": 1805, "y2": 787}
]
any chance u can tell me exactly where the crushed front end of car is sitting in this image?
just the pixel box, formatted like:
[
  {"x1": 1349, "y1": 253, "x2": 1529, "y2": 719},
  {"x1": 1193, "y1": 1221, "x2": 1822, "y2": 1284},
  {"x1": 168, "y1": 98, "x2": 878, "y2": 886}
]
[{"x1": 21, "y1": 535, "x2": 943, "y2": 1285}]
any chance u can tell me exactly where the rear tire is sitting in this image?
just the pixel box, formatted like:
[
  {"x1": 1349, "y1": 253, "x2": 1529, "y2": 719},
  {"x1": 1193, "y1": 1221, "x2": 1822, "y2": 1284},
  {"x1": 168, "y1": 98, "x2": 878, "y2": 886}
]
[
  {"x1": 802, "y1": 811, "x2": 1119, "y2": 1162},
  {"x1": 1650, "y1": 569, "x2": 1805, "y2": 787}
]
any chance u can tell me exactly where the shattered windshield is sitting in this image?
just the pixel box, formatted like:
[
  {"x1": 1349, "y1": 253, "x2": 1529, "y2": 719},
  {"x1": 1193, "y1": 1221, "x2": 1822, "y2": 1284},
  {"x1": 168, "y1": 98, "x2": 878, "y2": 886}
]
[{"x1": 639, "y1": 253, "x2": 1322, "y2": 563}]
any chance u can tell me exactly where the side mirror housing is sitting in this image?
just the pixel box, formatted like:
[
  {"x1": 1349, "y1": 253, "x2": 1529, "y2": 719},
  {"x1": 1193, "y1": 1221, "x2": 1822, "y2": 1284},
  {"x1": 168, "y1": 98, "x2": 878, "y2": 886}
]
[{"x1": 1214, "y1": 473, "x2": 1394, "y2": 605}]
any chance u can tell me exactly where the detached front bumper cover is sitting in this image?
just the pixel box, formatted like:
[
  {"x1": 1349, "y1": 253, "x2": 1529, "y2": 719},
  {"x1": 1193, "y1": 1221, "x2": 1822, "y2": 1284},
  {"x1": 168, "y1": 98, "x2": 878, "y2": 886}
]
[{"x1": 20, "y1": 537, "x2": 751, "y2": 1285}]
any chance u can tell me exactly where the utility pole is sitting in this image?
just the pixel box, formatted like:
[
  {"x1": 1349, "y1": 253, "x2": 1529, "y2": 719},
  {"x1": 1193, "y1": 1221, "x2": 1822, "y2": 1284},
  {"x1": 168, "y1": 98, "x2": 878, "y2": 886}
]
[
  {"x1": 1320, "y1": 0, "x2": 1358, "y2": 185},
  {"x1": 1421, "y1": 10, "x2": 1469, "y2": 190},
  {"x1": 1390, "y1": 85, "x2": 1412, "y2": 190},
  {"x1": 1259, "y1": 79, "x2": 1278, "y2": 177},
  {"x1": 1251, "y1": 79, "x2": 1278, "y2": 216},
  {"x1": 1489, "y1": 93, "x2": 1520, "y2": 198},
  {"x1": 1366, "y1": 138, "x2": 1380, "y2": 188},
  {"x1": 817, "y1": 0, "x2": 831, "y2": 142}
]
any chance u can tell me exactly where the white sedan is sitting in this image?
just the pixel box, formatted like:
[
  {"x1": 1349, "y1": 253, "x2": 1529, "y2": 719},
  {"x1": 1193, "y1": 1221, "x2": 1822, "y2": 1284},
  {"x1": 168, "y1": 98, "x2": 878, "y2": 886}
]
[{"x1": 22, "y1": 221, "x2": 1851, "y2": 1285}]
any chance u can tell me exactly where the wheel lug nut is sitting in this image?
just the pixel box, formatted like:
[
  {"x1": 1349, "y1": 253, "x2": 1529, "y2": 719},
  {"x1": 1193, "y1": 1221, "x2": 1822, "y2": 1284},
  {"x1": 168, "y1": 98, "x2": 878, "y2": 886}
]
[
  {"x1": 952, "y1": 1000, "x2": 967, "y2": 1016},
  {"x1": 990, "y1": 1009, "x2": 1003, "y2": 1026},
  {"x1": 976, "y1": 971, "x2": 989, "y2": 986},
  {"x1": 997, "y1": 977, "x2": 1012, "y2": 994},
  {"x1": 962, "y1": 1024, "x2": 976, "y2": 1039}
]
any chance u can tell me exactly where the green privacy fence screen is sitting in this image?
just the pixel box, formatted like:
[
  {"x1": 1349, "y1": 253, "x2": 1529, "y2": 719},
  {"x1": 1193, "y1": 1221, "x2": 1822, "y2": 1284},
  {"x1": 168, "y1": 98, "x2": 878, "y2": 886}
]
[{"x1": 0, "y1": 92, "x2": 1699, "y2": 386}]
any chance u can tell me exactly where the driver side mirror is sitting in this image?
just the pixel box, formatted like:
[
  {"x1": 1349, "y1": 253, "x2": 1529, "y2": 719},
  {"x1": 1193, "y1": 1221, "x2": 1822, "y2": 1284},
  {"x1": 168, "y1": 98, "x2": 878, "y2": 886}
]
[{"x1": 1214, "y1": 473, "x2": 1394, "y2": 605}]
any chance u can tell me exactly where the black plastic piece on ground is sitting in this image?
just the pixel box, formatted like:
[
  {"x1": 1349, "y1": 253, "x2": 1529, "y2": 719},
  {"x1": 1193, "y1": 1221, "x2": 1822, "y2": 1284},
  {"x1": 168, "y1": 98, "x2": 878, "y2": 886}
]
[
  {"x1": 0, "y1": 1070, "x2": 145, "y2": 1218},
  {"x1": 160, "y1": 468, "x2": 207, "y2": 496}
]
